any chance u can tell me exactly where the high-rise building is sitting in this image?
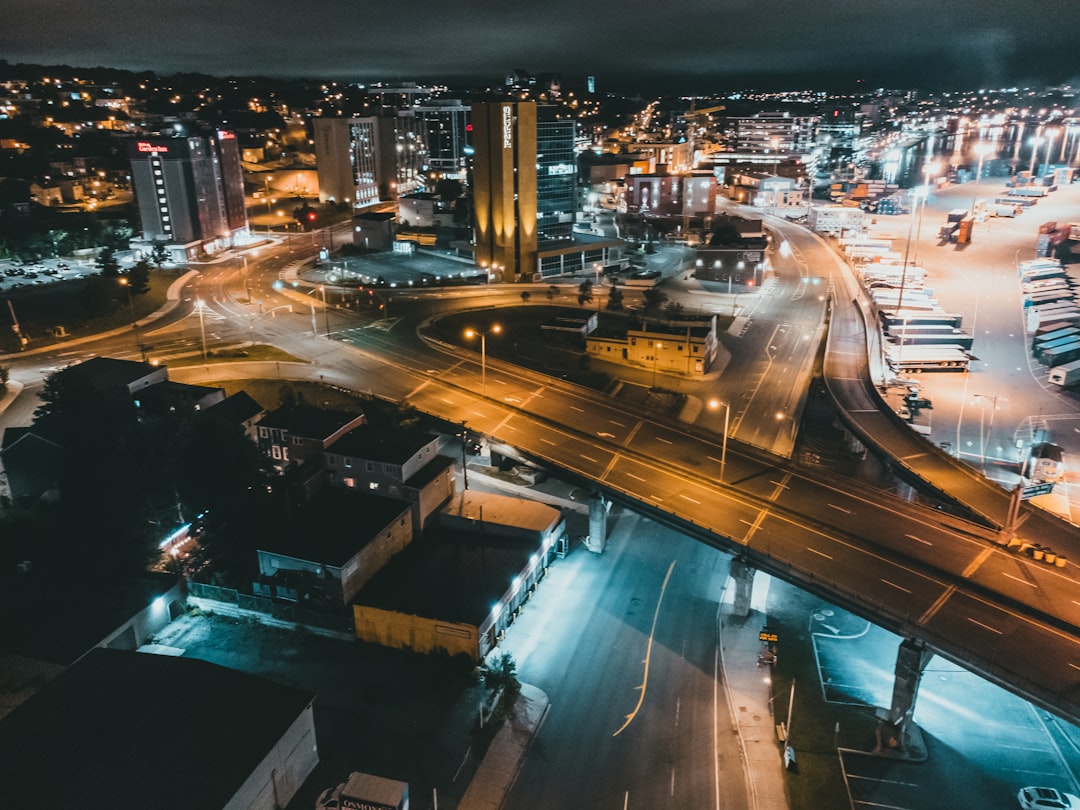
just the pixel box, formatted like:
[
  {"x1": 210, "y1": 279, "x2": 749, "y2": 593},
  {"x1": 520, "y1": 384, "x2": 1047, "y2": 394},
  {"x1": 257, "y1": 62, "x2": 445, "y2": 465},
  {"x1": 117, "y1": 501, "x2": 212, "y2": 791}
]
[
  {"x1": 731, "y1": 111, "x2": 819, "y2": 154},
  {"x1": 473, "y1": 101, "x2": 621, "y2": 281},
  {"x1": 315, "y1": 114, "x2": 426, "y2": 208},
  {"x1": 414, "y1": 99, "x2": 470, "y2": 179},
  {"x1": 127, "y1": 129, "x2": 248, "y2": 257},
  {"x1": 471, "y1": 101, "x2": 538, "y2": 281}
]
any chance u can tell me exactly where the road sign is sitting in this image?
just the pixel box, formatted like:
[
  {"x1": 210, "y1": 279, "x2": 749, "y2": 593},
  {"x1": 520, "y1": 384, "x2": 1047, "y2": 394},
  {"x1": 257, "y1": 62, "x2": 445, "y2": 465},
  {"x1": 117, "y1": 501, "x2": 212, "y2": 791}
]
[{"x1": 1022, "y1": 482, "x2": 1055, "y2": 500}]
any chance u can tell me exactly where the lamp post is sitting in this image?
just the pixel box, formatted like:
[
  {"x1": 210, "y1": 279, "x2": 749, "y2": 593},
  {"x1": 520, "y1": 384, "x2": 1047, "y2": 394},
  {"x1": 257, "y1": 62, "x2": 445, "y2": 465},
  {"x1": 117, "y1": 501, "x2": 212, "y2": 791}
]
[
  {"x1": 971, "y1": 143, "x2": 992, "y2": 216},
  {"x1": 709, "y1": 399, "x2": 731, "y2": 482},
  {"x1": 465, "y1": 324, "x2": 501, "y2": 397},
  {"x1": 319, "y1": 285, "x2": 331, "y2": 338},
  {"x1": 973, "y1": 393, "x2": 1006, "y2": 475},
  {"x1": 1042, "y1": 130, "x2": 1058, "y2": 179},
  {"x1": 195, "y1": 298, "x2": 207, "y2": 362},
  {"x1": 264, "y1": 175, "x2": 273, "y2": 214},
  {"x1": 911, "y1": 160, "x2": 938, "y2": 267},
  {"x1": 118, "y1": 277, "x2": 141, "y2": 359},
  {"x1": 1028, "y1": 136, "x2": 1044, "y2": 177}
]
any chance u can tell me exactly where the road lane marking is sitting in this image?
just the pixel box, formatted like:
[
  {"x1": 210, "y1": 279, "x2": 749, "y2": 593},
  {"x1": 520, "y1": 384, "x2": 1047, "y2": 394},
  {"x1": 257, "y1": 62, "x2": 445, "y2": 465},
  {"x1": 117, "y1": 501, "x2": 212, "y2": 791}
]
[
  {"x1": 828, "y1": 503, "x2": 852, "y2": 514},
  {"x1": 967, "y1": 617, "x2": 1004, "y2": 635},
  {"x1": 1003, "y1": 573, "x2": 1037, "y2": 588},
  {"x1": 581, "y1": 454, "x2": 599, "y2": 463},
  {"x1": 656, "y1": 437, "x2": 672, "y2": 444},
  {"x1": 610, "y1": 420, "x2": 626, "y2": 427},
  {"x1": 918, "y1": 585, "x2": 956, "y2": 625},
  {"x1": 569, "y1": 405, "x2": 584, "y2": 412},
  {"x1": 769, "y1": 480, "x2": 790, "y2": 489},
  {"x1": 881, "y1": 579, "x2": 912, "y2": 594},
  {"x1": 613, "y1": 561, "x2": 676, "y2": 737},
  {"x1": 962, "y1": 547, "x2": 996, "y2": 578},
  {"x1": 541, "y1": 438, "x2": 556, "y2": 445},
  {"x1": 905, "y1": 533, "x2": 933, "y2": 546},
  {"x1": 440, "y1": 397, "x2": 454, "y2": 405},
  {"x1": 807, "y1": 547, "x2": 833, "y2": 560},
  {"x1": 626, "y1": 472, "x2": 646, "y2": 482},
  {"x1": 1069, "y1": 663, "x2": 1080, "y2": 673},
  {"x1": 679, "y1": 495, "x2": 701, "y2": 505}
]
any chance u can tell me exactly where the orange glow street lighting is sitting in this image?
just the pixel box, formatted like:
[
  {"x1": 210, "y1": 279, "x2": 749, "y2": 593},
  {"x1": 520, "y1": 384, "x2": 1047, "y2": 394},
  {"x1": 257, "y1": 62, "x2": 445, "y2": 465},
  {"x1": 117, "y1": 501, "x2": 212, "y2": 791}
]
[{"x1": 465, "y1": 324, "x2": 501, "y2": 397}]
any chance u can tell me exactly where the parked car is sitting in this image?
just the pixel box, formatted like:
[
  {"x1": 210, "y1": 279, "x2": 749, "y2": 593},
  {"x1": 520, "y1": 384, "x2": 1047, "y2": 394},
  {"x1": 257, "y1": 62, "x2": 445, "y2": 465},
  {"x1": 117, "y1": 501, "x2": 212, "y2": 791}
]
[{"x1": 1018, "y1": 786, "x2": 1080, "y2": 809}]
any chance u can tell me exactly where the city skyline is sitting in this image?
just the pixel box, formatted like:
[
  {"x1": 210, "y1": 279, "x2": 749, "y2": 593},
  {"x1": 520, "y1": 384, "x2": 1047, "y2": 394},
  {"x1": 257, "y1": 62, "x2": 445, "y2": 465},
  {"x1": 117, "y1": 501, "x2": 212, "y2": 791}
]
[{"x1": 3, "y1": 0, "x2": 1080, "y2": 92}]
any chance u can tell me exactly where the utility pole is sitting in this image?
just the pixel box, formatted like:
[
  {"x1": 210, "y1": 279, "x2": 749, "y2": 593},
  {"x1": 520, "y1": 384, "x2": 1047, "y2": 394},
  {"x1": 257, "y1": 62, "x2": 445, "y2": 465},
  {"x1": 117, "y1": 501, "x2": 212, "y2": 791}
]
[{"x1": 460, "y1": 420, "x2": 469, "y2": 490}]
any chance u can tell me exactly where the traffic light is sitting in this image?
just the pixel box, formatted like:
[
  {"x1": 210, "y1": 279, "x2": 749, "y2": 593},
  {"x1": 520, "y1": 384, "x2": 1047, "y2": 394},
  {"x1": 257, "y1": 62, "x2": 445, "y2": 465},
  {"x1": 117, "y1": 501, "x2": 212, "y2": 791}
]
[{"x1": 307, "y1": 211, "x2": 316, "y2": 222}]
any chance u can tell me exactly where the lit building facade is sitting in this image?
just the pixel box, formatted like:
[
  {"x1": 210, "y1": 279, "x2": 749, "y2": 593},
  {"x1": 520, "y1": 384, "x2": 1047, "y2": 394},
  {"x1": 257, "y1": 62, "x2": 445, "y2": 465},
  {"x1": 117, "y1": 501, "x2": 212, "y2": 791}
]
[
  {"x1": 315, "y1": 114, "x2": 426, "y2": 208},
  {"x1": 471, "y1": 101, "x2": 539, "y2": 281},
  {"x1": 127, "y1": 130, "x2": 248, "y2": 256},
  {"x1": 415, "y1": 99, "x2": 470, "y2": 179},
  {"x1": 731, "y1": 111, "x2": 819, "y2": 153}
]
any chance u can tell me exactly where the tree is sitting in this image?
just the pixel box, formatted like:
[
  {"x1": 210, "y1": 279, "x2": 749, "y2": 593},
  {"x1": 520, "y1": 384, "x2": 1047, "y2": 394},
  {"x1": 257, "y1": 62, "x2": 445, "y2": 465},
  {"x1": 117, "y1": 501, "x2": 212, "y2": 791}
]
[
  {"x1": 126, "y1": 259, "x2": 151, "y2": 295},
  {"x1": 150, "y1": 243, "x2": 170, "y2": 267},
  {"x1": 663, "y1": 302, "x2": 685, "y2": 322},
  {"x1": 96, "y1": 245, "x2": 120, "y2": 277},
  {"x1": 547, "y1": 285, "x2": 559, "y2": 303},
  {"x1": 606, "y1": 285, "x2": 624, "y2": 311},
  {"x1": 641, "y1": 286, "x2": 668, "y2": 320},
  {"x1": 577, "y1": 279, "x2": 593, "y2": 307}
]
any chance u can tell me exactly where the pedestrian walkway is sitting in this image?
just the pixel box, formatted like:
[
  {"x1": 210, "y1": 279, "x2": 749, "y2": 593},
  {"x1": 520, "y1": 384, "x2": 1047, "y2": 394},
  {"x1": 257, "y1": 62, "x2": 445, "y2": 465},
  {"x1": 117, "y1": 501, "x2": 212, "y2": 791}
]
[
  {"x1": 457, "y1": 683, "x2": 549, "y2": 810},
  {"x1": 718, "y1": 583, "x2": 790, "y2": 810}
]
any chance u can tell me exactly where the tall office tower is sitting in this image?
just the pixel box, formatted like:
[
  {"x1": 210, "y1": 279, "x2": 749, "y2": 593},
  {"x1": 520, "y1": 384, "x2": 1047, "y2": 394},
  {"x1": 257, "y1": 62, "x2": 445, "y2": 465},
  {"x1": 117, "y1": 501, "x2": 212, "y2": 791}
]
[
  {"x1": 315, "y1": 114, "x2": 426, "y2": 208},
  {"x1": 414, "y1": 99, "x2": 471, "y2": 179},
  {"x1": 127, "y1": 129, "x2": 248, "y2": 254},
  {"x1": 471, "y1": 101, "x2": 538, "y2": 281},
  {"x1": 535, "y1": 109, "x2": 577, "y2": 242}
]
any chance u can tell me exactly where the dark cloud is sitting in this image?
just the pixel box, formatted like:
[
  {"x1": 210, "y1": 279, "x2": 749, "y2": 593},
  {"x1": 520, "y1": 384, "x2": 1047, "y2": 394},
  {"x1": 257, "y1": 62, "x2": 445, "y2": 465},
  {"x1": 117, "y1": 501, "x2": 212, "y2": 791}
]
[{"x1": 2, "y1": 0, "x2": 1078, "y2": 90}]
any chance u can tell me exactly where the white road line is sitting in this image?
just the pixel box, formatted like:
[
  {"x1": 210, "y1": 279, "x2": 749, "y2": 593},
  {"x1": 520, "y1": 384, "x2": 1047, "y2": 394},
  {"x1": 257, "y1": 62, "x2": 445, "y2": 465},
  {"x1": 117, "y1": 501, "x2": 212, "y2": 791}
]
[
  {"x1": 626, "y1": 473, "x2": 646, "y2": 482},
  {"x1": 769, "y1": 480, "x2": 790, "y2": 489},
  {"x1": 656, "y1": 437, "x2": 672, "y2": 444},
  {"x1": 569, "y1": 405, "x2": 584, "y2": 412},
  {"x1": 440, "y1": 398, "x2": 454, "y2": 405},
  {"x1": 707, "y1": 456, "x2": 723, "y2": 463},
  {"x1": 581, "y1": 454, "x2": 599, "y2": 463},
  {"x1": 1069, "y1": 663, "x2": 1080, "y2": 673},
  {"x1": 610, "y1": 420, "x2": 626, "y2": 427},
  {"x1": 740, "y1": 519, "x2": 755, "y2": 526},
  {"x1": 807, "y1": 547, "x2": 833, "y2": 560},
  {"x1": 1003, "y1": 573, "x2": 1037, "y2": 588},
  {"x1": 846, "y1": 773, "x2": 920, "y2": 787},
  {"x1": 828, "y1": 503, "x2": 852, "y2": 514},
  {"x1": 967, "y1": 617, "x2": 1004, "y2": 635},
  {"x1": 904, "y1": 533, "x2": 933, "y2": 546},
  {"x1": 881, "y1": 579, "x2": 912, "y2": 594},
  {"x1": 679, "y1": 495, "x2": 701, "y2": 504},
  {"x1": 541, "y1": 438, "x2": 556, "y2": 445}
]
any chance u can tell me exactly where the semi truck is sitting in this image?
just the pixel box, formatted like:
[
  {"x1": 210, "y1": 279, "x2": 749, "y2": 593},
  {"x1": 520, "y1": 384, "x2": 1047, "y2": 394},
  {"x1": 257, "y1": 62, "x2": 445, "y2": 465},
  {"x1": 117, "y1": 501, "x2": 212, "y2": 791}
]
[
  {"x1": 315, "y1": 772, "x2": 409, "y2": 810},
  {"x1": 1049, "y1": 358, "x2": 1080, "y2": 386}
]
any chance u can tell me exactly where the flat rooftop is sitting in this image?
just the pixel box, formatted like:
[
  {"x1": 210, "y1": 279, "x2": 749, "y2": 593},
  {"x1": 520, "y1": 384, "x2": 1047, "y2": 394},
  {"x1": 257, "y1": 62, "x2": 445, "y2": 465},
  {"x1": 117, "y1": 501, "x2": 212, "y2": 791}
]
[{"x1": 443, "y1": 490, "x2": 561, "y2": 534}]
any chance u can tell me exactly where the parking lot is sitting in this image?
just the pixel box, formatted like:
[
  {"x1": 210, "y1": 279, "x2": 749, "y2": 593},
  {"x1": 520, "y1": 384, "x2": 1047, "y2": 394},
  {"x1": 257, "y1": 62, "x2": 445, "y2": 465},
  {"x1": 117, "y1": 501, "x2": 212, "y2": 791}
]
[{"x1": 0, "y1": 256, "x2": 97, "y2": 292}]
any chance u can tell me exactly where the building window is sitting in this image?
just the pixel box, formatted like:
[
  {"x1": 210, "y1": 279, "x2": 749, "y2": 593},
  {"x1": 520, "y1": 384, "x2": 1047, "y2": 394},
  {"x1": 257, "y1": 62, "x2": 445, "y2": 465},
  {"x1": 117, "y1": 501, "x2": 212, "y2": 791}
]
[
  {"x1": 344, "y1": 477, "x2": 355, "y2": 488},
  {"x1": 368, "y1": 482, "x2": 380, "y2": 491},
  {"x1": 259, "y1": 427, "x2": 268, "y2": 438},
  {"x1": 292, "y1": 436, "x2": 303, "y2": 445},
  {"x1": 282, "y1": 447, "x2": 289, "y2": 461},
  {"x1": 271, "y1": 445, "x2": 281, "y2": 460},
  {"x1": 344, "y1": 458, "x2": 352, "y2": 468},
  {"x1": 366, "y1": 462, "x2": 374, "y2": 472}
]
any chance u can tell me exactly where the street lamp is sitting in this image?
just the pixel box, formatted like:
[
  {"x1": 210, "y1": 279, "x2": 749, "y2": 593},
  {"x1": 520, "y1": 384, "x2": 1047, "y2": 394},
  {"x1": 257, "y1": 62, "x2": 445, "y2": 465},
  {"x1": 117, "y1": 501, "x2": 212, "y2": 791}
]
[
  {"x1": 972, "y1": 393, "x2": 1006, "y2": 475},
  {"x1": 264, "y1": 175, "x2": 274, "y2": 214},
  {"x1": 709, "y1": 398, "x2": 731, "y2": 482},
  {"x1": 465, "y1": 324, "x2": 501, "y2": 397},
  {"x1": 318, "y1": 285, "x2": 331, "y2": 338},
  {"x1": 195, "y1": 298, "x2": 208, "y2": 362},
  {"x1": 1028, "y1": 136, "x2": 1044, "y2": 177},
  {"x1": 911, "y1": 160, "x2": 939, "y2": 267},
  {"x1": 117, "y1": 277, "x2": 142, "y2": 359},
  {"x1": 651, "y1": 341, "x2": 664, "y2": 388},
  {"x1": 1042, "y1": 130, "x2": 1058, "y2": 179},
  {"x1": 971, "y1": 142, "x2": 992, "y2": 216}
]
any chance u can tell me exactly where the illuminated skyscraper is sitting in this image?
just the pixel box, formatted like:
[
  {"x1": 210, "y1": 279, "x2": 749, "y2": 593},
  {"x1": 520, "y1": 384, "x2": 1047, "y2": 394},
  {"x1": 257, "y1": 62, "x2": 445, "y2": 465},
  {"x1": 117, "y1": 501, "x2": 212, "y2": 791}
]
[{"x1": 127, "y1": 129, "x2": 247, "y2": 257}]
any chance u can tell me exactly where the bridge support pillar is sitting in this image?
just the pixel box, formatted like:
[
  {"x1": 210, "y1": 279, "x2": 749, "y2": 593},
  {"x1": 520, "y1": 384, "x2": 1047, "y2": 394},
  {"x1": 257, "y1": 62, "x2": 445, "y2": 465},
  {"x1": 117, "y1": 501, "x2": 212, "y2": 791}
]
[
  {"x1": 730, "y1": 558, "x2": 755, "y2": 618},
  {"x1": 878, "y1": 637, "x2": 933, "y2": 754},
  {"x1": 586, "y1": 492, "x2": 609, "y2": 553}
]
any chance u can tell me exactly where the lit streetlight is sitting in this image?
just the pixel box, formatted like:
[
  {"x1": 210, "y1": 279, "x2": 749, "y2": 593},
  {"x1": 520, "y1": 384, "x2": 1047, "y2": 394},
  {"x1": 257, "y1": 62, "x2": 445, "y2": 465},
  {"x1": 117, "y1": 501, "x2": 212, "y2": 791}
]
[
  {"x1": 652, "y1": 341, "x2": 663, "y2": 388},
  {"x1": 195, "y1": 298, "x2": 208, "y2": 362},
  {"x1": 465, "y1": 324, "x2": 502, "y2": 397},
  {"x1": 911, "y1": 160, "x2": 939, "y2": 266},
  {"x1": 1042, "y1": 129, "x2": 1058, "y2": 179},
  {"x1": 117, "y1": 276, "x2": 142, "y2": 359},
  {"x1": 1028, "y1": 136, "x2": 1044, "y2": 177},
  {"x1": 709, "y1": 398, "x2": 731, "y2": 482},
  {"x1": 971, "y1": 142, "x2": 993, "y2": 215}
]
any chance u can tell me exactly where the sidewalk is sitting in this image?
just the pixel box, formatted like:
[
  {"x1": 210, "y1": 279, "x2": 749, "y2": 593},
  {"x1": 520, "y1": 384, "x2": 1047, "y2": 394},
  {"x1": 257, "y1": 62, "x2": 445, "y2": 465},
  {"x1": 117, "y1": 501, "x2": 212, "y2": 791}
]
[
  {"x1": 719, "y1": 588, "x2": 790, "y2": 810},
  {"x1": 456, "y1": 683, "x2": 550, "y2": 810}
]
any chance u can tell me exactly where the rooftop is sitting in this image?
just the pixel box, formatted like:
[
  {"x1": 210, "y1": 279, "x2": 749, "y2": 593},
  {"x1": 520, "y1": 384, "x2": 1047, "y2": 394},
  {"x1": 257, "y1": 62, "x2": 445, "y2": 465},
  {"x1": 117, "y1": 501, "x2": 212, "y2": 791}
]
[
  {"x1": 443, "y1": 490, "x2": 562, "y2": 534},
  {"x1": 258, "y1": 404, "x2": 364, "y2": 440},
  {"x1": 204, "y1": 390, "x2": 264, "y2": 424},
  {"x1": 331, "y1": 425, "x2": 439, "y2": 466},
  {"x1": 0, "y1": 648, "x2": 314, "y2": 810},
  {"x1": 259, "y1": 488, "x2": 412, "y2": 567}
]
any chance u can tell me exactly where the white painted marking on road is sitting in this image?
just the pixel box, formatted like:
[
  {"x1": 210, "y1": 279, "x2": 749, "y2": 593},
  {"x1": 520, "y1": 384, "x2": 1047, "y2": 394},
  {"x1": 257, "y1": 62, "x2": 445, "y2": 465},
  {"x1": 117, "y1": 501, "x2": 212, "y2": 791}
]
[
  {"x1": 679, "y1": 495, "x2": 701, "y2": 505},
  {"x1": 598, "y1": 431, "x2": 616, "y2": 438},
  {"x1": 881, "y1": 579, "x2": 912, "y2": 594},
  {"x1": 828, "y1": 503, "x2": 852, "y2": 514},
  {"x1": 541, "y1": 438, "x2": 556, "y2": 445},
  {"x1": 707, "y1": 456, "x2": 723, "y2": 463},
  {"x1": 610, "y1": 420, "x2": 626, "y2": 427},
  {"x1": 846, "y1": 773, "x2": 920, "y2": 788},
  {"x1": 569, "y1": 405, "x2": 584, "y2": 412},
  {"x1": 1003, "y1": 573, "x2": 1037, "y2": 588},
  {"x1": 581, "y1": 454, "x2": 600, "y2": 463},
  {"x1": 1069, "y1": 663, "x2": 1080, "y2": 673},
  {"x1": 807, "y1": 547, "x2": 833, "y2": 560},
  {"x1": 440, "y1": 398, "x2": 453, "y2": 405},
  {"x1": 769, "y1": 480, "x2": 790, "y2": 489},
  {"x1": 626, "y1": 473, "x2": 646, "y2": 482},
  {"x1": 656, "y1": 437, "x2": 672, "y2": 444},
  {"x1": 905, "y1": 533, "x2": 933, "y2": 546},
  {"x1": 740, "y1": 519, "x2": 755, "y2": 526},
  {"x1": 966, "y1": 617, "x2": 1003, "y2": 635}
]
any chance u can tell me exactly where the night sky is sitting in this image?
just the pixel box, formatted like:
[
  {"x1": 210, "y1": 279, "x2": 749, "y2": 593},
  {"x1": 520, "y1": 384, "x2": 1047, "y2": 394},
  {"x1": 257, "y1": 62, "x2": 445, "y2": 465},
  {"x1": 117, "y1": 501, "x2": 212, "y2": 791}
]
[{"x1": 3, "y1": 0, "x2": 1080, "y2": 91}]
